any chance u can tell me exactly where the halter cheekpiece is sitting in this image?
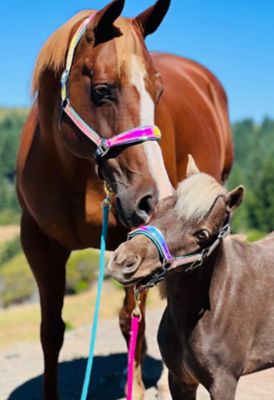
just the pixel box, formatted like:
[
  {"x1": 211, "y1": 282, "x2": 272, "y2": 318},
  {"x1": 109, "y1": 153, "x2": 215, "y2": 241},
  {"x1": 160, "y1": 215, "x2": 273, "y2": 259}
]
[
  {"x1": 128, "y1": 223, "x2": 230, "y2": 291},
  {"x1": 59, "y1": 14, "x2": 161, "y2": 163}
]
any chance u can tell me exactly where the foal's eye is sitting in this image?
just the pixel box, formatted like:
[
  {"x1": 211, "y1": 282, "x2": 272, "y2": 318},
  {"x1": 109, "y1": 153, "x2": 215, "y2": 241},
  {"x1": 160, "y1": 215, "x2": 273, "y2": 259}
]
[
  {"x1": 194, "y1": 229, "x2": 210, "y2": 242},
  {"x1": 91, "y1": 84, "x2": 116, "y2": 105}
]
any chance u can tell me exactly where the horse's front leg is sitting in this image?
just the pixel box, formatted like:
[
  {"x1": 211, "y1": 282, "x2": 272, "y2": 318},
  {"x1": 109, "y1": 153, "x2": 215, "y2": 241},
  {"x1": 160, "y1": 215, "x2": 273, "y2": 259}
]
[
  {"x1": 21, "y1": 211, "x2": 70, "y2": 400},
  {"x1": 119, "y1": 286, "x2": 147, "y2": 400}
]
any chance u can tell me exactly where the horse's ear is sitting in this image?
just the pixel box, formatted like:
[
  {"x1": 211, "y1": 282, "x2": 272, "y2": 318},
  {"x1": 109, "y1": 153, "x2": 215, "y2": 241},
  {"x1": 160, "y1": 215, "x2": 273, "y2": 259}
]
[
  {"x1": 226, "y1": 185, "x2": 245, "y2": 212},
  {"x1": 87, "y1": 0, "x2": 125, "y2": 44},
  {"x1": 186, "y1": 154, "x2": 200, "y2": 177},
  {"x1": 135, "y1": 0, "x2": 171, "y2": 37}
]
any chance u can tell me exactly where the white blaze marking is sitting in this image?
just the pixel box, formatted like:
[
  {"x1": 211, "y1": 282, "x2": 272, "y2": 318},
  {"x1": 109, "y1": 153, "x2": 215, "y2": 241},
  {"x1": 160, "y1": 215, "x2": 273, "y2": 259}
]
[{"x1": 130, "y1": 55, "x2": 173, "y2": 199}]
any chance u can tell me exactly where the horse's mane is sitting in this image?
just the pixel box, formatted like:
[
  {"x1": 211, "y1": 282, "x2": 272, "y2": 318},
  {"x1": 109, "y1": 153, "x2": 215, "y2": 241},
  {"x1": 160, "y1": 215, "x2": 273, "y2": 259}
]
[
  {"x1": 176, "y1": 173, "x2": 227, "y2": 222},
  {"x1": 32, "y1": 10, "x2": 92, "y2": 94}
]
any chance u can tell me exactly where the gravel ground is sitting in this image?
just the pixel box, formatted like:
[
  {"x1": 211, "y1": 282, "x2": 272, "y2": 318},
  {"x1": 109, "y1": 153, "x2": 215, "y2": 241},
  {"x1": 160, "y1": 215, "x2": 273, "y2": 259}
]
[{"x1": 1, "y1": 309, "x2": 273, "y2": 400}]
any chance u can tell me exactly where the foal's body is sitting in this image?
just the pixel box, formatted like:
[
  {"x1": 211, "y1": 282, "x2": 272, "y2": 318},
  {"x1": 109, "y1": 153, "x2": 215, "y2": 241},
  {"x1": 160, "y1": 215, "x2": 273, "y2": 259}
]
[
  {"x1": 159, "y1": 234, "x2": 274, "y2": 399},
  {"x1": 109, "y1": 160, "x2": 274, "y2": 399}
]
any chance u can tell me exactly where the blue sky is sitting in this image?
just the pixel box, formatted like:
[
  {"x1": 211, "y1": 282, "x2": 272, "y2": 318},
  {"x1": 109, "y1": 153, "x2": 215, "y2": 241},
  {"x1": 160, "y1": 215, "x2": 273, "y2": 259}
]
[{"x1": 0, "y1": 0, "x2": 273, "y2": 122}]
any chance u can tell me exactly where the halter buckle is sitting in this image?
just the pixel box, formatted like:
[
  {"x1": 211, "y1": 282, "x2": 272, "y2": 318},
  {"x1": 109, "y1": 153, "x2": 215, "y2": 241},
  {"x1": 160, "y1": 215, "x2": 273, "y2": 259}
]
[
  {"x1": 94, "y1": 139, "x2": 110, "y2": 160},
  {"x1": 131, "y1": 287, "x2": 142, "y2": 320},
  {"x1": 184, "y1": 252, "x2": 206, "y2": 273},
  {"x1": 61, "y1": 70, "x2": 69, "y2": 87}
]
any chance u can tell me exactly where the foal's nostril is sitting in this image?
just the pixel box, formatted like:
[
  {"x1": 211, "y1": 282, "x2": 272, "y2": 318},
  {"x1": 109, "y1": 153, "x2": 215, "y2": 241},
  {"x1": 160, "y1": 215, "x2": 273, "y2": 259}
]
[{"x1": 122, "y1": 255, "x2": 142, "y2": 275}]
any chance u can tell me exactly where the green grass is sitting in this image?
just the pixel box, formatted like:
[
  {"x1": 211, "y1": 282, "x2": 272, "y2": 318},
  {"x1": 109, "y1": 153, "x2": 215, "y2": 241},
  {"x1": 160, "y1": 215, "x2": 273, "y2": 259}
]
[{"x1": 0, "y1": 245, "x2": 110, "y2": 307}]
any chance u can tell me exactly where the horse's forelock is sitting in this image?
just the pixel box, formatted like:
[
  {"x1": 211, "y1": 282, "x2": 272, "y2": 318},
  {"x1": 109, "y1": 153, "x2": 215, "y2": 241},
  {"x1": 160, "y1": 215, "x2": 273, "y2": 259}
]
[
  {"x1": 175, "y1": 174, "x2": 227, "y2": 222},
  {"x1": 114, "y1": 19, "x2": 143, "y2": 68}
]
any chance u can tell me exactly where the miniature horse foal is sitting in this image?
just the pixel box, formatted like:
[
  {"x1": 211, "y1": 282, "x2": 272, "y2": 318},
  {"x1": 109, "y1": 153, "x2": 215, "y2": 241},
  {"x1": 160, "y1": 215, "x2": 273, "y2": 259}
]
[{"x1": 109, "y1": 156, "x2": 274, "y2": 399}]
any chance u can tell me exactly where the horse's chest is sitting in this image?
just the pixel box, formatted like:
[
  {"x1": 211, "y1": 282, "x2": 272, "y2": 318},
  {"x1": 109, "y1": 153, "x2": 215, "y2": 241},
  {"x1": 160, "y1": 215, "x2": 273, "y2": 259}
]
[{"x1": 28, "y1": 185, "x2": 125, "y2": 250}]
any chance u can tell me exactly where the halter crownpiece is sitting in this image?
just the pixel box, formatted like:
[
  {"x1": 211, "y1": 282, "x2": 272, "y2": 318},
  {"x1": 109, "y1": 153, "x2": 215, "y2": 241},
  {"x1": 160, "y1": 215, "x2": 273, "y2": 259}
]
[
  {"x1": 59, "y1": 14, "x2": 161, "y2": 163},
  {"x1": 128, "y1": 223, "x2": 230, "y2": 291}
]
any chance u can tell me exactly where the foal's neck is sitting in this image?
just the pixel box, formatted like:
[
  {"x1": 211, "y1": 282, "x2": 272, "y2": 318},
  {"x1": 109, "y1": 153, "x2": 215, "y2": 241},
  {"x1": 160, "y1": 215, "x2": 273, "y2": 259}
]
[{"x1": 165, "y1": 244, "x2": 224, "y2": 329}]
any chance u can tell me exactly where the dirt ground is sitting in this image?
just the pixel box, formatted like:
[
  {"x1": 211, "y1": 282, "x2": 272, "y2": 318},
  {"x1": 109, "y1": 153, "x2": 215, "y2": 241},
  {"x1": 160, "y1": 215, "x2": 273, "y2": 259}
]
[{"x1": 1, "y1": 309, "x2": 273, "y2": 400}]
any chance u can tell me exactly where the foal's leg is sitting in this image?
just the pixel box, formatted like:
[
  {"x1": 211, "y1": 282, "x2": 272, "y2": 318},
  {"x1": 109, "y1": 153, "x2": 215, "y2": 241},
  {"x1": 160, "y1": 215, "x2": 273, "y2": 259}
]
[
  {"x1": 208, "y1": 373, "x2": 238, "y2": 400},
  {"x1": 119, "y1": 287, "x2": 147, "y2": 399},
  {"x1": 21, "y1": 211, "x2": 70, "y2": 400},
  {"x1": 168, "y1": 372, "x2": 198, "y2": 400}
]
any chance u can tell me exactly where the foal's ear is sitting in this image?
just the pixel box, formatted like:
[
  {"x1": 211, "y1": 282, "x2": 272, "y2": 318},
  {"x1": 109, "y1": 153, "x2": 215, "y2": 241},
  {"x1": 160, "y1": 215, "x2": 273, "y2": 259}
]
[
  {"x1": 87, "y1": 0, "x2": 124, "y2": 44},
  {"x1": 226, "y1": 185, "x2": 245, "y2": 212},
  {"x1": 135, "y1": 0, "x2": 171, "y2": 37},
  {"x1": 186, "y1": 154, "x2": 200, "y2": 177}
]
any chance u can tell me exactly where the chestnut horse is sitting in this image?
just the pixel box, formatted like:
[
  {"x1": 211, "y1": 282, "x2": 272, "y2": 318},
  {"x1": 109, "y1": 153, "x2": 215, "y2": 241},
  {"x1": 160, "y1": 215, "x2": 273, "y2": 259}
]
[
  {"x1": 109, "y1": 157, "x2": 274, "y2": 400},
  {"x1": 16, "y1": 0, "x2": 233, "y2": 398}
]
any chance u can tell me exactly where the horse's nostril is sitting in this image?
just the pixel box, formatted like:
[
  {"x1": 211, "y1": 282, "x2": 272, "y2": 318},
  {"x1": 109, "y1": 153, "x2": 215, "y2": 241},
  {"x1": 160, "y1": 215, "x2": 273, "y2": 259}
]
[{"x1": 138, "y1": 194, "x2": 155, "y2": 216}]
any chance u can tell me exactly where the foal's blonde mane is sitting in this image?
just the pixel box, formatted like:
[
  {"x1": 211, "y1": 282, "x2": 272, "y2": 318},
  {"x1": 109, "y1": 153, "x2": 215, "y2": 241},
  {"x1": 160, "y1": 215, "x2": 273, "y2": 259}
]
[
  {"x1": 176, "y1": 173, "x2": 227, "y2": 221},
  {"x1": 32, "y1": 10, "x2": 93, "y2": 94}
]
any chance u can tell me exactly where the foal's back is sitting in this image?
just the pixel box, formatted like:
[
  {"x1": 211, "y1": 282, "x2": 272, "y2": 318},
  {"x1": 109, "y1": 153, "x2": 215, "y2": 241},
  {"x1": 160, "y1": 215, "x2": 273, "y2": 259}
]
[{"x1": 221, "y1": 233, "x2": 274, "y2": 374}]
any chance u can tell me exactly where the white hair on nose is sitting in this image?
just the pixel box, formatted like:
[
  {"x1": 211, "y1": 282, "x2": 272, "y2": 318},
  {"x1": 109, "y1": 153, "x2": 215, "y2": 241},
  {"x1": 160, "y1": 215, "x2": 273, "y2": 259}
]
[{"x1": 175, "y1": 173, "x2": 227, "y2": 221}]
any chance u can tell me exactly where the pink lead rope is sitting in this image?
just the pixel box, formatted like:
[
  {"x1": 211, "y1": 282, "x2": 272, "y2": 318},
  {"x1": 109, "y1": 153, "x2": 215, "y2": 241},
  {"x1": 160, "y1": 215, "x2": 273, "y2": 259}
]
[{"x1": 126, "y1": 289, "x2": 142, "y2": 400}]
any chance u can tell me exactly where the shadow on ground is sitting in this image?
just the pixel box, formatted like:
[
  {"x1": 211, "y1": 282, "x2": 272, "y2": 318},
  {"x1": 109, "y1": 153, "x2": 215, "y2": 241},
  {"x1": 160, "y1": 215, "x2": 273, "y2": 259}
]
[{"x1": 8, "y1": 353, "x2": 163, "y2": 399}]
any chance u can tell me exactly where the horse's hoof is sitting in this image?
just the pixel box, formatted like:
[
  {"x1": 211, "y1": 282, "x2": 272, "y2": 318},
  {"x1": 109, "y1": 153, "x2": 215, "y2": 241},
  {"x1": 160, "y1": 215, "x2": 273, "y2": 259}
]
[
  {"x1": 157, "y1": 366, "x2": 171, "y2": 399},
  {"x1": 122, "y1": 364, "x2": 145, "y2": 400},
  {"x1": 157, "y1": 387, "x2": 172, "y2": 400},
  {"x1": 125, "y1": 382, "x2": 145, "y2": 400},
  {"x1": 132, "y1": 388, "x2": 145, "y2": 400}
]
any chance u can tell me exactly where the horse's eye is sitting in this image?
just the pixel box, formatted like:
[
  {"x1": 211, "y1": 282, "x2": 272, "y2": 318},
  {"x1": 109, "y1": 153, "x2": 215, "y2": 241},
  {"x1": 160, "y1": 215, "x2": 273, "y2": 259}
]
[
  {"x1": 194, "y1": 229, "x2": 210, "y2": 242},
  {"x1": 91, "y1": 84, "x2": 116, "y2": 106}
]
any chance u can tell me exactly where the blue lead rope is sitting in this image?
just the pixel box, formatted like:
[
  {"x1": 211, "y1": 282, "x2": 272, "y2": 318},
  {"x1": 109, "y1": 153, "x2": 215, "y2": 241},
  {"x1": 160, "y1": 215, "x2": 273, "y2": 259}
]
[{"x1": 80, "y1": 198, "x2": 110, "y2": 400}]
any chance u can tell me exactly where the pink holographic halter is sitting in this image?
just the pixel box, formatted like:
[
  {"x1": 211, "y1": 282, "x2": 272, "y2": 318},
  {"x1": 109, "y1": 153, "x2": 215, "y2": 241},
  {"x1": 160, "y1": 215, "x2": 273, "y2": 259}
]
[{"x1": 59, "y1": 15, "x2": 161, "y2": 162}]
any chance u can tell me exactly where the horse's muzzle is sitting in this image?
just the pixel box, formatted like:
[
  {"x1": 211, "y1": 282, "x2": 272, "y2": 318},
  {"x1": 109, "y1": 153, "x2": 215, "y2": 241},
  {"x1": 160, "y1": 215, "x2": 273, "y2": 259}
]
[{"x1": 115, "y1": 187, "x2": 158, "y2": 228}]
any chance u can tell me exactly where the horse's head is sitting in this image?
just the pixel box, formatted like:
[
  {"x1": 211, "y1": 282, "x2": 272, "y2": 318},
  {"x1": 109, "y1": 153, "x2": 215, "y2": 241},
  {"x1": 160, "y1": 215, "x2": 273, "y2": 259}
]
[
  {"x1": 108, "y1": 156, "x2": 244, "y2": 285},
  {"x1": 58, "y1": 0, "x2": 173, "y2": 227}
]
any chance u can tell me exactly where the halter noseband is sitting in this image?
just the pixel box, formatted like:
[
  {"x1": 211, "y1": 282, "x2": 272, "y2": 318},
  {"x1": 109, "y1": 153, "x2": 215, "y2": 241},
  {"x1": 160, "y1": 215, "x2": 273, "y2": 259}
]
[
  {"x1": 128, "y1": 223, "x2": 230, "y2": 291},
  {"x1": 59, "y1": 14, "x2": 161, "y2": 163}
]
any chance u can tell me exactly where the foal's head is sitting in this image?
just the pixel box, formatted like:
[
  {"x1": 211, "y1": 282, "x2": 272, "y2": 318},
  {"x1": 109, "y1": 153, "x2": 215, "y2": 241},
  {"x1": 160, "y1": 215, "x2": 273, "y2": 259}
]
[
  {"x1": 33, "y1": 0, "x2": 173, "y2": 228},
  {"x1": 109, "y1": 156, "x2": 244, "y2": 285}
]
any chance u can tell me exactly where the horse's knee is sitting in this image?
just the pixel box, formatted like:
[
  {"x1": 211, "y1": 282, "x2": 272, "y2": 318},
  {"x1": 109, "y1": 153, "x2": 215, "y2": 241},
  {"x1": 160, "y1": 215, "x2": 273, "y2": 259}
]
[
  {"x1": 209, "y1": 374, "x2": 237, "y2": 400},
  {"x1": 41, "y1": 319, "x2": 65, "y2": 354}
]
